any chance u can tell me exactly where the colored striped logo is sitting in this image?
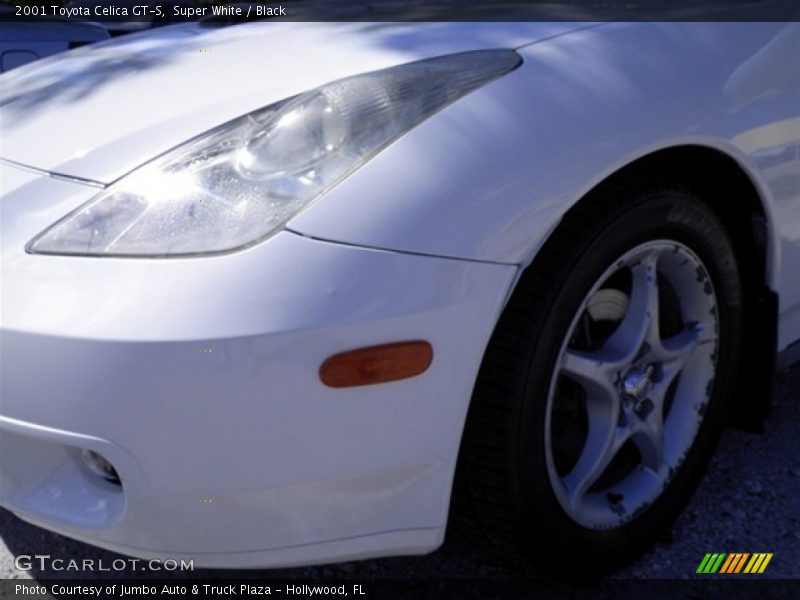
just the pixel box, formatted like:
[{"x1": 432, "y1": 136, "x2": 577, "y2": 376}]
[{"x1": 696, "y1": 553, "x2": 773, "y2": 574}]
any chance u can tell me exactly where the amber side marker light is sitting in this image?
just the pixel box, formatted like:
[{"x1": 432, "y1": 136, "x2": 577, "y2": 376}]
[{"x1": 320, "y1": 341, "x2": 433, "y2": 388}]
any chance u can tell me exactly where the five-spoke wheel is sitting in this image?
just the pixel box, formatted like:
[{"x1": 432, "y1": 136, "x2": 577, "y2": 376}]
[
  {"x1": 463, "y1": 185, "x2": 743, "y2": 571},
  {"x1": 546, "y1": 241, "x2": 718, "y2": 529}
]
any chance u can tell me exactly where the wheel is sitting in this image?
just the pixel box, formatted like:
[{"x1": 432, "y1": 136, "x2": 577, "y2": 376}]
[{"x1": 461, "y1": 183, "x2": 743, "y2": 572}]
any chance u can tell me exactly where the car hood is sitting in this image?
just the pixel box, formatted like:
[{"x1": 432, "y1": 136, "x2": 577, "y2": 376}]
[{"x1": 0, "y1": 21, "x2": 585, "y2": 184}]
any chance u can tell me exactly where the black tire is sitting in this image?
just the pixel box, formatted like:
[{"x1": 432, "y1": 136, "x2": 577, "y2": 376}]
[{"x1": 461, "y1": 182, "x2": 743, "y2": 574}]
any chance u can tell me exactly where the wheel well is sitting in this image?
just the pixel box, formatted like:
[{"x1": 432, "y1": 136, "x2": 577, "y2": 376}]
[
  {"x1": 591, "y1": 146, "x2": 769, "y2": 295},
  {"x1": 451, "y1": 145, "x2": 776, "y2": 548},
  {"x1": 551, "y1": 145, "x2": 777, "y2": 430}
]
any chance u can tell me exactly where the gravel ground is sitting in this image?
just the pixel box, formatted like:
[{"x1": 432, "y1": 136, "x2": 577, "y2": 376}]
[{"x1": 1, "y1": 364, "x2": 798, "y2": 583}]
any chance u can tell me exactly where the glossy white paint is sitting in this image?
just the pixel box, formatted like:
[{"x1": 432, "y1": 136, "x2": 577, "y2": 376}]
[
  {"x1": 0, "y1": 158, "x2": 518, "y2": 566},
  {"x1": 0, "y1": 22, "x2": 584, "y2": 182},
  {"x1": 0, "y1": 20, "x2": 798, "y2": 567},
  {"x1": 289, "y1": 22, "x2": 800, "y2": 346}
]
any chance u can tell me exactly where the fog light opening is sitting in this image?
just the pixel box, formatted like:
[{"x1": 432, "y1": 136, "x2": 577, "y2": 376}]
[{"x1": 81, "y1": 449, "x2": 121, "y2": 486}]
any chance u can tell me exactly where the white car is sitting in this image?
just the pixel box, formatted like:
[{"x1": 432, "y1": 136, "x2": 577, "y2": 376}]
[
  {"x1": 1, "y1": 16, "x2": 799, "y2": 571},
  {"x1": 0, "y1": 19, "x2": 109, "y2": 73}
]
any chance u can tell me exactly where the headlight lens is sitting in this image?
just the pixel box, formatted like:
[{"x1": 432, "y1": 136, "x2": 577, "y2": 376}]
[{"x1": 28, "y1": 50, "x2": 521, "y2": 257}]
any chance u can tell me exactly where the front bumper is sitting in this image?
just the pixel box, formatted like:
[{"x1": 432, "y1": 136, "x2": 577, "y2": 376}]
[{"x1": 0, "y1": 161, "x2": 517, "y2": 567}]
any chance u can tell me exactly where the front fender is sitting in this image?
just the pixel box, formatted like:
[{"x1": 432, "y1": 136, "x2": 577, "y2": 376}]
[{"x1": 288, "y1": 22, "x2": 797, "y2": 275}]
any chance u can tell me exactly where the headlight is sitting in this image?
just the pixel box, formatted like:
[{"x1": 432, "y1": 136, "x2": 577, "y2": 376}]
[{"x1": 28, "y1": 50, "x2": 521, "y2": 257}]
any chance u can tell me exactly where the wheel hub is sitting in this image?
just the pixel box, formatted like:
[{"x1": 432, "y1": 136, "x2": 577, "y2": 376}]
[{"x1": 621, "y1": 364, "x2": 656, "y2": 402}]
